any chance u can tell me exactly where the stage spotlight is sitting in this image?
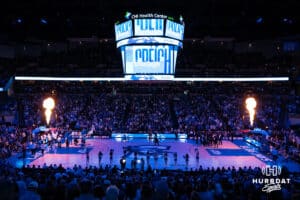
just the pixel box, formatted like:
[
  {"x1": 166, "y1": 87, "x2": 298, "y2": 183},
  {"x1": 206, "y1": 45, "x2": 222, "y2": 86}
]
[
  {"x1": 179, "y1": 15, "x2": 184, "y2": 23},
  {"x1": 256, "y1": 17, "x2": 263, "y2": 24},
  {"x1": 17, "y1": 18, "x2": 22, "y2": 24},
  {"x1": 40, "y1": 18, "x2": 48, "y2": 25},
  {"x1": 282, "y1": 18, "x2": 293, "y2": 24},
  {"x1": 120, "y1": 157, "x2": 126, "y2": 170}
]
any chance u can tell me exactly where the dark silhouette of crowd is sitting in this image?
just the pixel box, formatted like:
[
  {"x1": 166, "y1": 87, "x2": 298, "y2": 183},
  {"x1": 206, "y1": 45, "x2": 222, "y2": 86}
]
[
  {"x1": 0, "y1": 125, "x2": 28, "y2": 159},
  {"x1": 0, "y1": 160, "x2": 299, "y2": 200}
]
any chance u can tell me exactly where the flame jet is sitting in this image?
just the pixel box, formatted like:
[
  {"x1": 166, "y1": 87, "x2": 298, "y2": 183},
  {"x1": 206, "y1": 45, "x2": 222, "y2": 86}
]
[
  {"x1": 245, "y1": 97, "x2": 257, "y2": 127},
  {"x1": 43, "y1": 97, "x2": 55, "y2": 125}
]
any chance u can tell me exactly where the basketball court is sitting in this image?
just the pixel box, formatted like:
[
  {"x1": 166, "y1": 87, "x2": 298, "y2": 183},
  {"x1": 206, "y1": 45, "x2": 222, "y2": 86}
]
[{"x1": 25, "y1": 138, "x2": 273, "y2": 171}]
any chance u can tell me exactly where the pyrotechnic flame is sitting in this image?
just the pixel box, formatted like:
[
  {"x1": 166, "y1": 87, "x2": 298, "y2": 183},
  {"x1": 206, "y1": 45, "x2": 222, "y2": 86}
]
[
  {"x1": 246, "y1": 97, "x2": 257, "y2": 126},
  {"x1": 43, "y1": 97, "x2": 55, "y2": 125}
]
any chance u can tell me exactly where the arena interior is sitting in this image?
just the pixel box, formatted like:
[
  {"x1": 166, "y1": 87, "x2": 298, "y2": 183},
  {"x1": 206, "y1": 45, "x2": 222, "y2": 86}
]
[{"x1": 0, "y1": 0, "x2": 300, "y2": 199}]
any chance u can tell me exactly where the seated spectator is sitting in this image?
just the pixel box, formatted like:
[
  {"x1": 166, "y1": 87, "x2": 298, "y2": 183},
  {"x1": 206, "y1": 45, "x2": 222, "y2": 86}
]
[
  {"x1": 74, "y1": 178, "x2": 98, "y2": 200},
  {"x1": 105, "y1": 185, "x2": 119, "y2": 200},
  {"x1": 0, "y1": 178, "x2": 19, "y2": 200},
  {"x1": 19, "y1": 181, "x2": 41, "y2": 200}
]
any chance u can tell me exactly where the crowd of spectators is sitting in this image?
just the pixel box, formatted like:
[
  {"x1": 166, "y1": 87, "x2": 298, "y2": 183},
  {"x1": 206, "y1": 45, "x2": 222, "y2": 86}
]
[
  {"x1": 125, "y1": 95, "x2": 172, "y2": 133},
  {"x1": 17, "y1": 92, "x2": 127, "y2": 135},
  {"x1": 0, "y1": 125, "x2": 27, "y2": 159},
  {"x1": 14, "y1": 81, "x2": 294, "y2": 133},
  {"x1": 1, "y1": 37, "x2": 299, "y2": 80},
  {"x1": 0, "y1": 160, "x2": 299, "y2": 200},
  {"x1": 173, "y1": 85, "x2": 286, "y2": 133},
  {"x1": 0, "y1": 80, "x2": 300, "y2": 199},
  {"x1": 6, "y1": 81, "x2": 298, "y2": 160},
  {"x1": 267, "y1": 128, "x2": 300, "y2": 162}
]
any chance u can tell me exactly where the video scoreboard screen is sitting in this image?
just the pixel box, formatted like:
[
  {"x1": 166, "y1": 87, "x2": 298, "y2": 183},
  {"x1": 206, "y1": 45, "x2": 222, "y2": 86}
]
[
  {"x1": 123, "y1": 45, "x2": 177, "y2": 74},
  {"x1": 165, "y1": 19, "x2": 184, "y2": 40},
  {"x1": 115, "y1": 13, "x2": 184, "y2": 77},
  {"x1": 115, "y1": 20, "x2": 133, "y2": 41},
  {"x1": 134, "y1": 19, "x2": 164, "y2": 36},
  {"x1": 115, "y1": 18, "x2": 184, "y2": 42}
]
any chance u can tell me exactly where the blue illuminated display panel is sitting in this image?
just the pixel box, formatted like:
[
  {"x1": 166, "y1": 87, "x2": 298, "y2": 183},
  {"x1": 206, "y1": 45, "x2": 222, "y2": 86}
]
[
  {"x1": 165, "y1": 20, "x2": 184, "y2": 40},
  {"x1": 115, "y1": 20, "x2": 133, "y2": 41},
  {"x1": 115, "y1": 13, "x2": 184, "y2": 79},
  {"x1": 124, "y1": 45, "x2": 177, "y2": 74},
  {"x1": 134, "y1": 19, "x2": 164, "y2": 36}
]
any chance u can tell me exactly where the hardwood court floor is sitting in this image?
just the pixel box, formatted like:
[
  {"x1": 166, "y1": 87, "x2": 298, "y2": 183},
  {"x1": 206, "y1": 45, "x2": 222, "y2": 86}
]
[{"x1": 29, "y1": 138, "x2": 269, "y2": 170}]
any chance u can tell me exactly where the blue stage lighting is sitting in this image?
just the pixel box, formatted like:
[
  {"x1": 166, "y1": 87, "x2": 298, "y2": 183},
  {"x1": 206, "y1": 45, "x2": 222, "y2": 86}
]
[
  {"x1": 179, "y1": 15, "x2": 184, "y2": 23},
  {"x1": 40, "y1": 18, "x2": 48, "y2": 24},
  {"x1": 256, "y1": 17, "x2": 263, "y2": 24},
  {"x1": 17, "y1": 18, "x2": 22, "y2": 24},
  {"x1": 282, "y1": 18, "x2": 293, "y2": 24}
]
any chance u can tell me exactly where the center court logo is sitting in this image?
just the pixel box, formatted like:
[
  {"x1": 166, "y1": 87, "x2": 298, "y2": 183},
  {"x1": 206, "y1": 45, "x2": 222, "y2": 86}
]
[{"x1": 252, "y1": 165, "x2": 291, "y2": 193}]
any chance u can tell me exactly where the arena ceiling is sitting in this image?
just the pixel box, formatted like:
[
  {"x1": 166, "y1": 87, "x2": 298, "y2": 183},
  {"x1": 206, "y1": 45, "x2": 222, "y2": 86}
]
[{"x1": 0, "y1": 0, "x2": 299, "y2": 41}]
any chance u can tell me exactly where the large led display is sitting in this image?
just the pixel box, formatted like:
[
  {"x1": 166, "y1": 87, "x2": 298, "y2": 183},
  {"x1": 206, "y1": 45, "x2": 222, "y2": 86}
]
[
  {"x1": 165, "y1": 20, "x2": 184, "y2": 41},
  {"x1": 134, "y1": 19, "x2": 164, "y2": 36},
  {"x1": 116, "y1": 36, "x2": 182, "y2": 48},
  {"x1": 115, "y1": 20, "x2": 133, "y2": 41},
  {"x1": 123, "y1": 45, "x2": 177, "y2": 74},
  {"x1": 115, "y1": 13, "x2": 184, "y2": 77}
]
